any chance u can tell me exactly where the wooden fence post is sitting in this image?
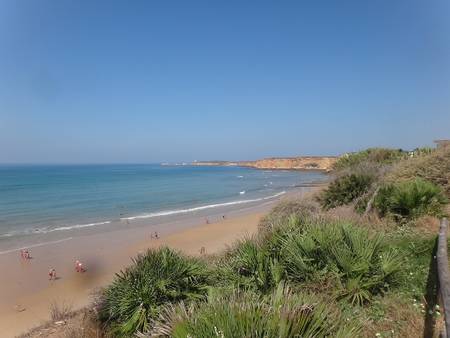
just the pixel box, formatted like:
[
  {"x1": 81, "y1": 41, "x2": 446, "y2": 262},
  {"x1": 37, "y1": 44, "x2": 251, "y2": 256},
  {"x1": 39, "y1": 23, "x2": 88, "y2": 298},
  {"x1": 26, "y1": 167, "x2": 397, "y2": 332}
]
[{"x1": 437, "y1": 218, "x2": 450, "y2": 338}]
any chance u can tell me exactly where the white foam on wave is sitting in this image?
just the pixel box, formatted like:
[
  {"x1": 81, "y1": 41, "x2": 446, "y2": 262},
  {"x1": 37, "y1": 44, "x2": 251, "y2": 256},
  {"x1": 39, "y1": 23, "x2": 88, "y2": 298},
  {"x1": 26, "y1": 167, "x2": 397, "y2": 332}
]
[
  {"x1": 0, "y1": 221, "x2": 112, "y2": 239},
  {"x1": 49, "y1": 221, "x2": 112, "y2": 232},
  {"x1": 0, "y1": 237, "x2": 73, "y2": 255},
  {"x1": 0, "y1": 191, "x2": 286, "y2": 239},
  {"x1": 122, "y1": 191, "x2": 286, "y2": 221}
]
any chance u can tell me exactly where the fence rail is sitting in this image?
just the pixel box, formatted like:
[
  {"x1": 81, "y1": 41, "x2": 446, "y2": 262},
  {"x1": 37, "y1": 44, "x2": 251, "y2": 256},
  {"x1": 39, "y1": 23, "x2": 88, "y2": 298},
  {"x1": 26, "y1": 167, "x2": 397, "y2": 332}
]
[{"x1": 437, "y1": 218, "x2": 450, "y2": 338}]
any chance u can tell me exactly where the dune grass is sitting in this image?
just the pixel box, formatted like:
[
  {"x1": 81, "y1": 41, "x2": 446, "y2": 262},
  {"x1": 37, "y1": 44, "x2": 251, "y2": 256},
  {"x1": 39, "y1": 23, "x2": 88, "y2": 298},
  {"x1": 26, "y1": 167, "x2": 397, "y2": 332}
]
[
  {"x1": 148, "y1": 285, "x2": 360, "y2": 338},
  {"x1": 387, "y1": 145, "x2": 450, "y2": 197},
  {"x1": 333, "y1": 148, "x2": 407, "y2": 171}
]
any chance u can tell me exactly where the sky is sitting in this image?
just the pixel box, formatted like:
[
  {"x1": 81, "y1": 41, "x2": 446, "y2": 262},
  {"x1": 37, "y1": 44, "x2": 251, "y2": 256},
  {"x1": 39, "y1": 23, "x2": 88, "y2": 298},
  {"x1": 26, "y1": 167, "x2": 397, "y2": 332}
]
[{"x1": 0, "y1": 1, "x2": 449, "y2": 163}]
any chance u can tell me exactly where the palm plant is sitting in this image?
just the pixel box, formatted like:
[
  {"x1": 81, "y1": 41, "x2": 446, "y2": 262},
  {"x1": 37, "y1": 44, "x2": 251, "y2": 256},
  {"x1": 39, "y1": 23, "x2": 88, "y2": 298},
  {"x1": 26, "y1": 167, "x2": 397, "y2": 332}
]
[
  {"x1": 279, "y1": 222, "x2": 403, "y2": 305},
  {"x1": 98, "y1": 247, "x2": 210, "y2": 336},
  {"x1": 375, "y1": 178, "x2": 447, "y2": 220},
  {"x1": 216, "y1": 238, "x2": 284, "y2": 293},
  {"x1": 145, "y1": 284, "x2": 359, "y2": 337}
]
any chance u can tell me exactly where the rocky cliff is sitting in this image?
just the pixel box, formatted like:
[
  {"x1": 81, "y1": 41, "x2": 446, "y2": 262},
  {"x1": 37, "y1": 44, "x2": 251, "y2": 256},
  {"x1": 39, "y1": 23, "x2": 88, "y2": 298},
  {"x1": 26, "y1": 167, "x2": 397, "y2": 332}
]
[{"x1": 191, "y1": 156, "x2": 337, "y2": 171}]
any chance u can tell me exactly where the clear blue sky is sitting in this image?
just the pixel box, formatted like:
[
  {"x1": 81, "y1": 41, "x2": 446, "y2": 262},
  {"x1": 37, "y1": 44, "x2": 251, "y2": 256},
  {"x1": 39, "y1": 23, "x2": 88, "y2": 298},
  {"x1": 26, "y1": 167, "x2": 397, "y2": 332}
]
[{"x1": 0, "y1": 1, "x2": 449, "y2": 163}]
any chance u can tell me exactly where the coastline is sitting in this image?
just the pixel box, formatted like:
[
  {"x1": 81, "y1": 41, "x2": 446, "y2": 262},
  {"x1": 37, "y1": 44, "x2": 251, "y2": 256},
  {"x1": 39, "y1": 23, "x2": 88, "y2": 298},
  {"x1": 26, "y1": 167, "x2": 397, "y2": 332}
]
[
  {"x1": 190, "y1": 156, "x2": 338, "y2": 171},
  {"x1": 0, "y1": 187, "x2": 313, "y2": 337},
  {"x1": 0, "y1": 164, "x2": 329, "y2": 253},
  {"x1": 0, "y1": 190, "x2": 289, "y2": 254}
]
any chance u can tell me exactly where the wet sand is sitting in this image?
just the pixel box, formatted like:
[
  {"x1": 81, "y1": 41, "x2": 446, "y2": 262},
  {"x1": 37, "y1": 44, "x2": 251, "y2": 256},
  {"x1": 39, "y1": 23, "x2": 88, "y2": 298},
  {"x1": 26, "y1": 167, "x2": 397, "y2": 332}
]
[{"x1": 0, "y1": 199, "x2": 278, "y2": 337}]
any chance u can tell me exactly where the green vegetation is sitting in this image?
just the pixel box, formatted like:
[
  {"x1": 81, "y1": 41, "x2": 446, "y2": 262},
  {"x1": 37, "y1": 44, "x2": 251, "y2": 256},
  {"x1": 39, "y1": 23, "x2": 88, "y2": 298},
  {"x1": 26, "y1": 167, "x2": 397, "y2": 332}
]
[
  {"x1": 280, "y1": 222, "x2": 402, "y2": 305},
  {"x1": 333, "y1": 148, "x2": 407, "y2": 171},
  {"x1": 150, "y1": 285, "x2": 359, "y2": 337},
  {"x1": 218, "y1": 217, "x2": 402, "y2": 305},
  {"x1": 375, "y1": 178, "x2": 447, "y2": 221},
  {"x1": 216, "y1": 237, "x2": 283, "y2": 293},
  {"x1": 318, "y1": 173, "x2": 374, "y2": 210},
  {"x1": 387, "y1": 144, "x2": 450, "y2": 197},
  {"x1": 99, "y1": 247, "x2": 210, "y2": 336},
  {"x1": 94, "y1": 144, "x2": 449, "y2": 337},
  {"x1": 322, "y1": 145, "x2": 449, "y2": 220}
]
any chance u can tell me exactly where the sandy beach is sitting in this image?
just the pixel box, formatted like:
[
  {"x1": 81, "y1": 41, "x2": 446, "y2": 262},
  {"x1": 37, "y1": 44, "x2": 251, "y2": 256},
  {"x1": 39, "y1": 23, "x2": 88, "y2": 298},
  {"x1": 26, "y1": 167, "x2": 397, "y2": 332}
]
[{"x1": 0, "y1": 194, "x2": 289, "y2": 337}]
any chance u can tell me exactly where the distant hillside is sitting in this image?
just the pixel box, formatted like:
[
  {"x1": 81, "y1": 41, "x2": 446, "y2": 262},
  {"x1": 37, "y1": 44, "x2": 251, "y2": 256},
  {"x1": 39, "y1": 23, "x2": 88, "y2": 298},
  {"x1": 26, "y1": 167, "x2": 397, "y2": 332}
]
[{"x1": 191, "y1": 156, "x2": 337, "y2": 171}]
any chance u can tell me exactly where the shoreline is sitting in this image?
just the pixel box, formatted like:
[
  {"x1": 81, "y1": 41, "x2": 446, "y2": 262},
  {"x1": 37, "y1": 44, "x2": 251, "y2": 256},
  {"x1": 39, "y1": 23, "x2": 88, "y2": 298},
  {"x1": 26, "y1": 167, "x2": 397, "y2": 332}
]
[
  {"x1": 0, "y1": 190, "x2": 292, "y2": 254},
  {"x1": 0, "y1": 187, "x2": 312, "y2": 337}
]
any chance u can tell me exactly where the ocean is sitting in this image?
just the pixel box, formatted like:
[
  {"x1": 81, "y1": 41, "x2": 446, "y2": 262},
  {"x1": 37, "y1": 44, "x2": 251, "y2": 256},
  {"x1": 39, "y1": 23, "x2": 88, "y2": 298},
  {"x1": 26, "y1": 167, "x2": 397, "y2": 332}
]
[{"x1": 0, "y1": 164, "x2": 327, "y2": 250}]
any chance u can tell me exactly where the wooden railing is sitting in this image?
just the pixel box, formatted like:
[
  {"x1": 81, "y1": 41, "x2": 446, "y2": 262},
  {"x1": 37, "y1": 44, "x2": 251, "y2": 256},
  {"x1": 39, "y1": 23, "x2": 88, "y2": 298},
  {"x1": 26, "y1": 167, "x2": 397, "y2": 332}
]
[{"x1": 437, "y1": 218, "x2": 450, "y2": 338}]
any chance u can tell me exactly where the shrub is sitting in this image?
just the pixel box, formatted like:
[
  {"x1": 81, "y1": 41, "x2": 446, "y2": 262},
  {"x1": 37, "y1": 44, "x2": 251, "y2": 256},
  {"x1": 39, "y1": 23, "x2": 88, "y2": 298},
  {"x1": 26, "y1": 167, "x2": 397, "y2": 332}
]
[
  {"x1": 374, "y1": 178, "x2": 448, "y2": 221},
  {"x1": 354, "y1": 193, "x2": 371, "y2": 214},
  {"x1": 259, "y1": 199, "x2": 319, "y2": 232},
  {"x1": 215, "y1": 238, "x2": 284, "y2": 293},
  {"x1": 279, "y1": 221, "x2": 403, "y2": 305},
  {"x1": 98, "y1": 247, "x2": 210, "y2": 336},
  {"x1": 219, "y1": 216, "x2": 402, "y2": 305},
  {"x1": 318, "y1": 173, "x2": 375, "y2": 210},
  {"x1": 147, "y1": 285, "x2": 359, "y2": 337},
  {"x1": 334, "y1": 148, "x2": 406, "y2": 171},
  {"x1": 217, "y1": 214, "x2": 315, "y2": 293},
  {"x1": 387, "y1": 145, "x2": 450, "y2": 197}
]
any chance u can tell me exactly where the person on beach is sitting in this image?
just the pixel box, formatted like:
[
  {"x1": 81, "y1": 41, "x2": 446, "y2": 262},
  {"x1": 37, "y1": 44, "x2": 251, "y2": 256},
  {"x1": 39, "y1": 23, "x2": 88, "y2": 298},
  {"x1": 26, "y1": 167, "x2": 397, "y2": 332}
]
[
  {"x1": 154, "y1": 231, "x2": 159, "y2": 239},
  {"x1": 20, "y1": 249, "x2": 30, "y2": 259},
  {"x1": 205, "y1": 218, "x2": 210, "y2": 224},
  {"x1": 48, "y1": 268, "x2": 56, "y2": 280},
  {"x1": 75, "y1": 260, "x2": 86, "y2": 273}
]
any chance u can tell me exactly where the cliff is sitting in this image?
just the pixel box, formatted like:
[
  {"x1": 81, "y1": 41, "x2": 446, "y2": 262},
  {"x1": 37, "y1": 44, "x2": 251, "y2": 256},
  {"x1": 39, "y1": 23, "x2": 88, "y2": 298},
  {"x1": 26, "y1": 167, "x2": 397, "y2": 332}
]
[{"x1": 191, "y1": 156, "x2": 337, "y2": 171}]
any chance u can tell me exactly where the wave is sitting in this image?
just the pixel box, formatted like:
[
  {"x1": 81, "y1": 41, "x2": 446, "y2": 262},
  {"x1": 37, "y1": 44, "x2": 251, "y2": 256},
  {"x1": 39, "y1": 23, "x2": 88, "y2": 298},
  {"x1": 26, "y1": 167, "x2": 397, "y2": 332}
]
[
  {"x1": 122, "y1": 191, "x2": 286, "y2": 221},
  {"x1": 49, "y1": 221, "x2": 111, "y2": 232},
  {"x1": 0, "y1": 191, "x2": 286, "y2": 239},
  {"x1": 0, "y1": 237, "x2": 73, "y2": 255},
  {"x1": 0, "y1": 221, "x2": 112, "y2": 239}
]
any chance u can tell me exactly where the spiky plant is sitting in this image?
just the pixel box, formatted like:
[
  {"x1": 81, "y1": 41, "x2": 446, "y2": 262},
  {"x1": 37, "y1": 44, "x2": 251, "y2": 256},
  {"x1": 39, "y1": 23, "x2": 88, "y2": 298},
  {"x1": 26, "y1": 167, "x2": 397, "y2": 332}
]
[
  {"x1": 216, "y1": 238, "x2": 284, "y2": 293},
  {"x1": 145, "y1": 284, "x2": 359, "y2": 337},
  {"x1": 279, "y1": 222, "x2": 403, "y2": 305},
  {"x1": 375, "y1": 178, "x2": 448, "y2": 220},
  {"x1": 98, "y1": 247, "x2": 210, "y2": 336}
]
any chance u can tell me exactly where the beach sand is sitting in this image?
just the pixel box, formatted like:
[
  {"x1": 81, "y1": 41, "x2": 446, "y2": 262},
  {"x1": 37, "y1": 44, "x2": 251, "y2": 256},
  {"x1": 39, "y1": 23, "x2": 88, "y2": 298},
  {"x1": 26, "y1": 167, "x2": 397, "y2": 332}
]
[{"x1": 0, "y1": 203, "x2": 271, "y2": 337}]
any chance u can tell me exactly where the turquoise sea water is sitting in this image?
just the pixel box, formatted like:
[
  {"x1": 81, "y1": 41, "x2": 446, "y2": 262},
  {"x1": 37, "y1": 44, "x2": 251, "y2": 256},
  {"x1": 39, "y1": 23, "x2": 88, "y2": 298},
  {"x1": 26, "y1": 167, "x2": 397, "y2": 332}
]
[{"x1": 0, "y1": 164, "x2": 327, "y2": 244}]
